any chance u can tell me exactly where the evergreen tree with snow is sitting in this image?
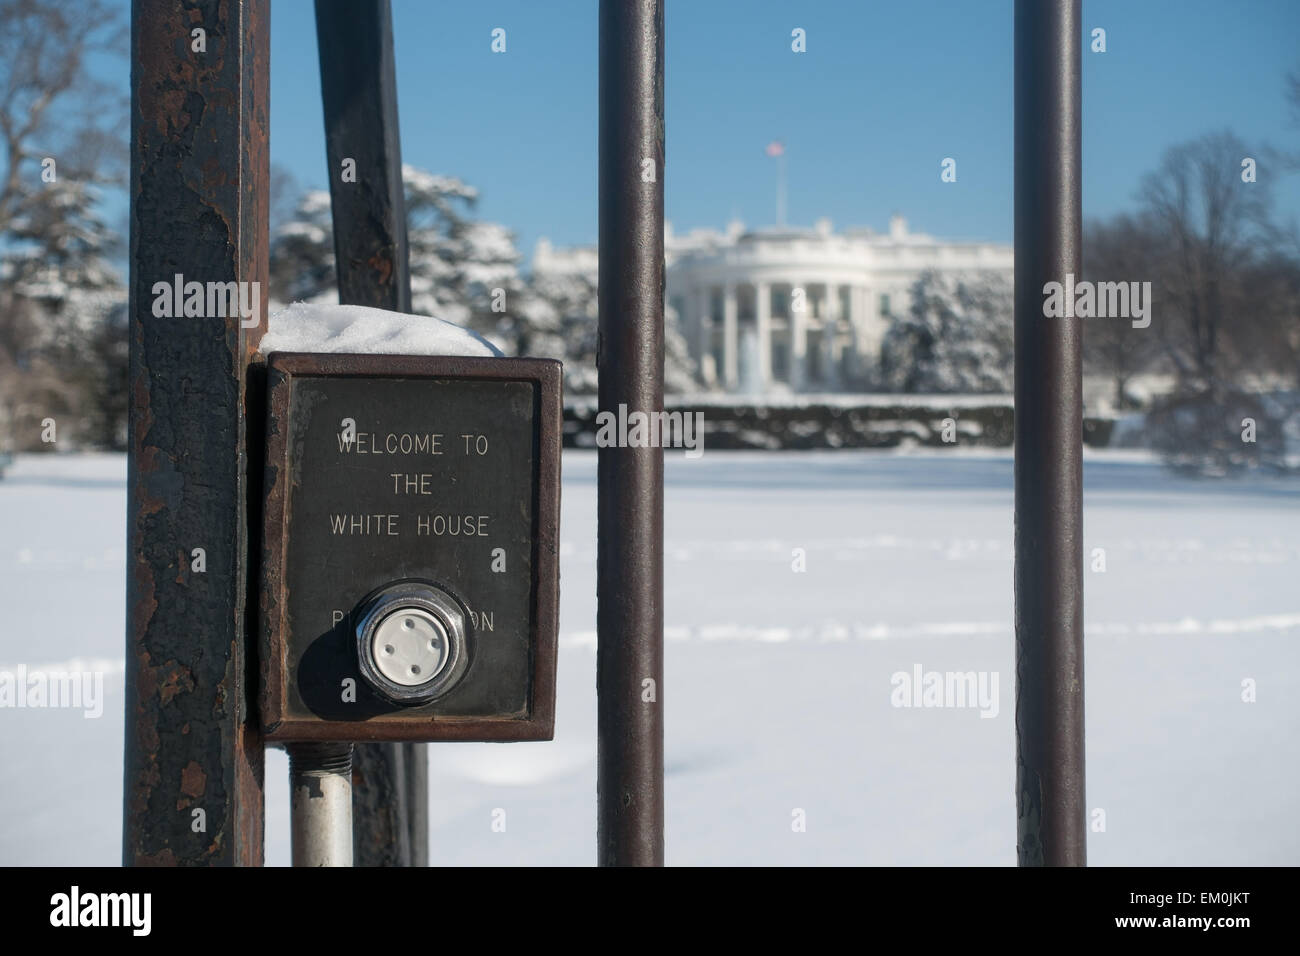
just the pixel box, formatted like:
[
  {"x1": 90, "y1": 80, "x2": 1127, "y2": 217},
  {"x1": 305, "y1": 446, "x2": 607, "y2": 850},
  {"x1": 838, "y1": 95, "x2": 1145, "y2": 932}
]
[
  {"x1": 268, "y1": 165, "x2": 698, "y2": 393},
  {"x1": 663, "y1": 300, "x2": 702, "y2": 394},
  {"x1": 2, "y1": 177, "x2": 124, "y2": 347},
  {"x1": 267, "y1": 189, "x2": 336, "y2": 306},
  {"x1": 880, "y1": 270, "x2": 1013, "y2": 394},
  {"x1": 524, "y1": 245, "x2": 698, "y2": 395},
  {"x1": 269, "y1": 165, "x2": 559, "y2": 358},
  {"x1": 0, "y1": 177, "x2": 125, "y2": 449}
]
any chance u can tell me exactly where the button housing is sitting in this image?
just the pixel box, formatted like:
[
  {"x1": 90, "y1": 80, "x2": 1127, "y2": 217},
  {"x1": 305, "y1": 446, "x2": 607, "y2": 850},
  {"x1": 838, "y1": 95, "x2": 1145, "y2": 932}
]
[{"x1": 259, "y1": 353, "x2": 561, "y2": 742}]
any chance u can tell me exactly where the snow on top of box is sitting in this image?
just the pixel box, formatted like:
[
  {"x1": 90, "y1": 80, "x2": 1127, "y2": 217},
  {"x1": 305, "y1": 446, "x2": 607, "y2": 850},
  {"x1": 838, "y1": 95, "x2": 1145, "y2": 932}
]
[{"x1": 260, "y1": 302, "x2": 501, "y2": 358}]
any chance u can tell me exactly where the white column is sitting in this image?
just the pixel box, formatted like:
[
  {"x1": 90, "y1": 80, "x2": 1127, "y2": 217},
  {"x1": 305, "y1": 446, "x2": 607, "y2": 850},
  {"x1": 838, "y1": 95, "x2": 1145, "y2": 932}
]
[
  {"x1": 859, "y1": 285, "x2": 887, "y2": 369},
  {"x1": 824, "y1": 284, "x2": 842, "y2": 388},
  {"x1": 756, "y1": 281, "x2": 771, "y2": 390},
  {"x1": 844, "y1": 286, "x2": 865, "y2": 383},
  {"x1": 695, "y1": 287, "x2": 714, "y2": 387},
  {"x1": 790, "y1": 281, "x2": 808, "y2": 390},
  {"x1": 723, "y1": 283, "x2": 738, "y2": 390},
  {"x1": 854, "y1": 286, "x2": 870, "y2": 374}
]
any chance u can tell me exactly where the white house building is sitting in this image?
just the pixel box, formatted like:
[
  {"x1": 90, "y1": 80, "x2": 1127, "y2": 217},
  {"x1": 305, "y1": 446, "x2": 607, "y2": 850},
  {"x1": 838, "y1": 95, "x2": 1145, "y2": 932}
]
[{"x1": 534, "y1": 215, "x2": 1014, "y2": 393}]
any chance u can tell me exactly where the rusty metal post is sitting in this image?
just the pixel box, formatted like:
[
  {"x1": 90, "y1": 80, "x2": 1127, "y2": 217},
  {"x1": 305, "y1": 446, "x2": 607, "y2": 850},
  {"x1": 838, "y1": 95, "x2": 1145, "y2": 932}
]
[
  {"x1": 124, "y1": 0, "x2": 269, "y2": 865},
  {"x1": 314, "y1": 0, "x2": 423, "y2": 866},
  {"x1": 596, "y1": 0, "x2": 665, "y2": 867},
  {"x1": 1013, "y1": 0, "x2": 1087, "y2": 866}
]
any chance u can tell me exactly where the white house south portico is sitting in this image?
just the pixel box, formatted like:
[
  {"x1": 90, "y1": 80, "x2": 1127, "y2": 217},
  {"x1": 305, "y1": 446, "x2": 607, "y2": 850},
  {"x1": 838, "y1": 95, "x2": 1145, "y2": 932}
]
[
  {"x1": 531, "y1": 215, "x2": 1014, "y2": 394},
  {"x1": 670, "y1": 226, "x2": 871, "y2": 393},
  {"x1": 664, "y1": 215, "x2": 1013, "y2": 393}
]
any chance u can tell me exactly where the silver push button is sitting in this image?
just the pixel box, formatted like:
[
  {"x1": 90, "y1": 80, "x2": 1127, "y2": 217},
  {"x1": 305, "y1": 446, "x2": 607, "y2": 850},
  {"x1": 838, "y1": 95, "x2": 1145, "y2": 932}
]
[
  {"x1": 354, "y1": 583, "x2": 470, "y2": 704},
  {"x1": 371, "y1": 608, "x2": 449, "y2": 687}
]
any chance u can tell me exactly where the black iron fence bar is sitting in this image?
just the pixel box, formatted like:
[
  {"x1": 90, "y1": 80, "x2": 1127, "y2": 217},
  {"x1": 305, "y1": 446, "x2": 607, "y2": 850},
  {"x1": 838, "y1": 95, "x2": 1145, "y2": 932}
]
[
  {"x1": 596, "y1": 0, "x2": 666, "y2": 867},
  {"x1": 315, "y1": 0, "x2": 412, "y2": 314},
  {"x1": 1012, "y1": 0, "x2": 1087, "y2": 866},
  {"x1": 124, "y1": 0, "x2": 269, "y2": 865},
  {"x1": 314, "y1": 0, "x2": 424, "y2": 868}
]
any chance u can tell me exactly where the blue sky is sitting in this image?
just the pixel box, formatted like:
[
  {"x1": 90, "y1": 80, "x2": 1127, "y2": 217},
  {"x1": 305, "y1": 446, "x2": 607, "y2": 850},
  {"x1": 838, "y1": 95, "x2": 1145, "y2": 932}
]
[{"x1": 105, "y1": 0, "x2": 1300, "y2": 260}]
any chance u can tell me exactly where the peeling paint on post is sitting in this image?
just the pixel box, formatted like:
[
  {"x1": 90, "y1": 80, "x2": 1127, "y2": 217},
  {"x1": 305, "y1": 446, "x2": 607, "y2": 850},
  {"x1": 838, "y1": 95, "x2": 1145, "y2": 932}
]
[{"x1": 124, "y1": 0, "x2": 269, "y2": 866}]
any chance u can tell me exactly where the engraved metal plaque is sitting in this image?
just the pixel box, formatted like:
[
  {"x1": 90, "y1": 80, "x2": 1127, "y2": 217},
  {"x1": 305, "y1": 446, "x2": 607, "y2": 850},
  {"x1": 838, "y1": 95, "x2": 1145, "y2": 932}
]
[{"x1": 259, "y1": 353, "x2": 560, "y2": 742}]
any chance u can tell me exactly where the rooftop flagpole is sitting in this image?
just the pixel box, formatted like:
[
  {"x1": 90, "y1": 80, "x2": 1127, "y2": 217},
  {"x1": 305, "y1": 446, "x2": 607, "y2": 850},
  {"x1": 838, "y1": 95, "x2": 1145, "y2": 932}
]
[{"x1": 767, "y1": 140, "x2": 786, "y2": 226}]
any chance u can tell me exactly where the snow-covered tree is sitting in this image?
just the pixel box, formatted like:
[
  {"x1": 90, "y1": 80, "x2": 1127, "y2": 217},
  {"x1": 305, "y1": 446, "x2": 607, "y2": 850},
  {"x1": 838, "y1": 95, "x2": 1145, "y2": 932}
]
[
  {"x1": 879, "y1": 270, "x2": 1013, "y2": 394},
  {"x1": 2, "y1": 178, "x2": 124, "y2": 348},
  {"x1": 663, "y1": 301, "x2": 702, "y2": 394},
  {"x1": 0, "y1": 0, "x2": 127, "y2": 450},
  {"x1": 268, "y1": 166, "x2": 558, "y2": 358},
  {"x1": 268, "y1": 167, "x2": 698, "y2": 393},
  {"x1": 523, "y1": 248, "x2": 698, "y2": 395},
  {"x1": 519, "y1": 262, "x2": 598, "y2": 392},
  {"x1": 268, "y1": 190, "x2": 336, "y2": 306},
  {"x1": 1, "y1": 178, "x2": 125, "y2": 450}
]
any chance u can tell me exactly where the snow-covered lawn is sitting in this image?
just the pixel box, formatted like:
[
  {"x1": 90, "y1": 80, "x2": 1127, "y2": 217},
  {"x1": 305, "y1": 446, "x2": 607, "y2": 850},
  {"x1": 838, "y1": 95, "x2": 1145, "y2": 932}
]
[{"x1": 1, "y1": 450, "x2": 1296, "y2": 865}]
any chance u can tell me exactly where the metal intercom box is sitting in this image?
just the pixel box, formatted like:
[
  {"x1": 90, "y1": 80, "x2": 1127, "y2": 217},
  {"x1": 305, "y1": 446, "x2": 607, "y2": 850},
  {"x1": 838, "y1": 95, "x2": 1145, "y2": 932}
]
[{"x1": 259, "y1": 353, "x2": 561, "y2": 742}]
